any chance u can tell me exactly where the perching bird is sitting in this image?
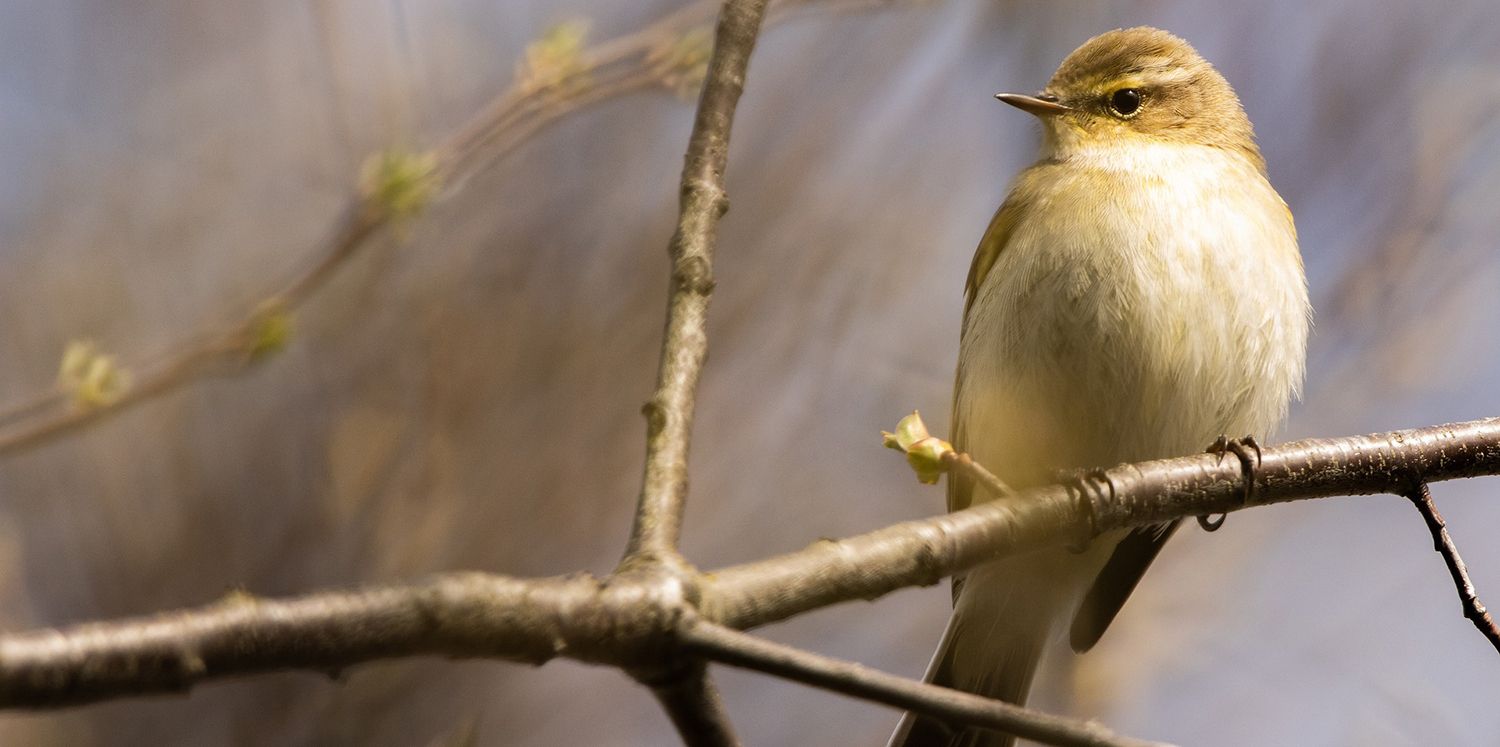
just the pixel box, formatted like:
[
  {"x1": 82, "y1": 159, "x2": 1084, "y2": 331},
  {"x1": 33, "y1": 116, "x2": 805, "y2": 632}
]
[{"x1": 891, "y1": 27, "x2": 1310, "y2": 747}]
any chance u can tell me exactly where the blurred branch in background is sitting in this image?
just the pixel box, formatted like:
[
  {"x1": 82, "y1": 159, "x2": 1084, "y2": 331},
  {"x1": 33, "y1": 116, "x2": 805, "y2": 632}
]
[
  {"x1": 1320, "y1": 71, "x2": 1500, "y2": 392},
  {"x1": 0, "y1": 0, "x2": 920, "y2": 460}
]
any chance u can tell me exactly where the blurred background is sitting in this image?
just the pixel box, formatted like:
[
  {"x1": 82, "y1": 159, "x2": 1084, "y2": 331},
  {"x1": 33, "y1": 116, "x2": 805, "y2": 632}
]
[{"x1": 2, "y1": 0, "x2": 1500, "y2": 744}]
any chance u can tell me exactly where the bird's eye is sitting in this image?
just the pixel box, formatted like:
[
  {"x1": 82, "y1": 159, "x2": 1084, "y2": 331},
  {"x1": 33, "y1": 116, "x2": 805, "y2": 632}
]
[{"x1": 1108, "y1": 88, "x2": 1142, "y2": 118}]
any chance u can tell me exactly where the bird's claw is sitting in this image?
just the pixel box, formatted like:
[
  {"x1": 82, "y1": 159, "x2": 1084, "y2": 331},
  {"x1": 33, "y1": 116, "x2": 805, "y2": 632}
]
[
  {"x1": 1055, "y1": 467, "x2": 1116, "y2": 552},
  {"x1": 1199, "y1": 434, "x2": 1262, "y2": 532}
]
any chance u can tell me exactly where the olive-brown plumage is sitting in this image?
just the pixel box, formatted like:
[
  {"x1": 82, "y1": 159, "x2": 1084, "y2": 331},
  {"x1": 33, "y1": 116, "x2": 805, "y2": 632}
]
[{"x1": 892, "y1": 27, "x2": 1309, "y2": 747}]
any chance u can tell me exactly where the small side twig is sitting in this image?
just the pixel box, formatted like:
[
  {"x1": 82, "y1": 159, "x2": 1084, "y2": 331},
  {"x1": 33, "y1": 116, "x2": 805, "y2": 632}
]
[
  {"x1": 1404, "y1": 480, "x2": 1500, "y2": 655},
  {"x1": 945, "y1": 451, "x2": 1015, "y2": 498},
  {"x1": 881, "y1": 411, "x2": 1015, "y2": 496},
  {"x1": 680, "y1": 620, "x2": 1169, "y2": 747}
]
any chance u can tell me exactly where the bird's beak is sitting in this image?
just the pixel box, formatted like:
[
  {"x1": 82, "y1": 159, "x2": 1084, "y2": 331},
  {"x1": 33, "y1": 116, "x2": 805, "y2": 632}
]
[{"x1": 995, "y1": 92, "x2": 1073, "y2": 116}]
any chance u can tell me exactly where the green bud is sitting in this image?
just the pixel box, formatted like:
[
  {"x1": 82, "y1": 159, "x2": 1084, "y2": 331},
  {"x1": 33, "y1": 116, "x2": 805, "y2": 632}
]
[
  {"x1": 359, "y1": 149, "x2": 439, "y2": 224},
  {"x1": 246, "y1": 301, "x2": 294, "y2": 362}
]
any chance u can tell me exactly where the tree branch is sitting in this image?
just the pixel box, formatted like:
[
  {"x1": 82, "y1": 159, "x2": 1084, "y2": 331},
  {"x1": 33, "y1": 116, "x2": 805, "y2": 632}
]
[
  {"x1": 1404, "y1": 480, "x2": 1500, "y2": 654},
  {"x1": 681, "y1": 620, "x2": 1168, "y2": 747},
  {"x1": 645, "y1": 663, "x2": 742, "y2": 747},
  {"x1": 0, "y1": 572, "x2": 671, "y2": 709},
  {"x1": 1, "y1": 419, "x2": 1497, "y2": 714},
  {"x1": 623, "y1": 0, "x2": 770, "y2": 565},
  {"x1": 703, "y1": 418, "x2": 1500, "y2": 630}
]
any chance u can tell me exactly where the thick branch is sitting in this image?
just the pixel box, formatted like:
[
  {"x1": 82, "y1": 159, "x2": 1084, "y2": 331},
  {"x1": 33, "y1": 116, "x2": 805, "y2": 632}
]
[
  {"x1": 0, "y1": 572, "x2": 692, "y2": 709},
  {"x1": 682, "y1": 620, "x2": 1167, "y2": 747},
  {"x1": 624, "y1": 0, "x2": 770, "y2": 564},
  {"x1": 704, "y1": 418, "x2": 1500, "y2": 629}
]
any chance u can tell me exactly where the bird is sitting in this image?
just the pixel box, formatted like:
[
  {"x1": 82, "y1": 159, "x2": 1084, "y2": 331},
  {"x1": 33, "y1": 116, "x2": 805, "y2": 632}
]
[{"x1": 890, "y1": 27, "x2": 1310, "y2": 747}]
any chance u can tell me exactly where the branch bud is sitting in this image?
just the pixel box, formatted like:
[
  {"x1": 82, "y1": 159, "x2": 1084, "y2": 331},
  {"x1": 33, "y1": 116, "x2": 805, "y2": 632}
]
[
  {"x1": 648, "y1": 28, "x2": 713, "y2": 101},
  {"x1": 516, "y1": 20, "x2": 592, "y2": 99},
  {"x1": 882, "y1": 411, "x2": 953, "y2": 485},
  {"x1": 58, "y1": 340, "x2": 131, "y2": 409},
  {"x1": 245, "y1": 300, "x2": 294, "y2": 362},
  {"x1": 359, "y1": 149, "x2": 439, "y2": 224}
]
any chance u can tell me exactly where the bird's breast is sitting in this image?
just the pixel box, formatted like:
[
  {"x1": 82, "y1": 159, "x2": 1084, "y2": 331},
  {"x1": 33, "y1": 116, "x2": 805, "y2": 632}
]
[{"x1": 957, "y1": 143, "x2": 1308, "y2": 484}]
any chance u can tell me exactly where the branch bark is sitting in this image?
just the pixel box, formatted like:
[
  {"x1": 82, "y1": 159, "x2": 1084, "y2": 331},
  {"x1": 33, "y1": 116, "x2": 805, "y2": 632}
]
[
  {"x1": 682, "y1": 620, "x2": 1169, "y2": 747},
  {"x1": 1, "y1": 419, "x2": 1497, "y2": 713},
  {"x1": 0, "y1": 572, "x2": 664, "y2": 708},
  {"x1": 703, "y1": 418, "x2": 1500, "y2": 629},
  {"x1": 624, "y1": 0, "x2": 770, "y2": 567},
  {"x1": 1404, "y1": 480, "x2": 1500, "y2": 654},
  {"x1": 613, "y1": 0, "x2": 772, "y2": 738},
  {"x1": 645, "y1": 663, "x2": 742, "y2": 747}
]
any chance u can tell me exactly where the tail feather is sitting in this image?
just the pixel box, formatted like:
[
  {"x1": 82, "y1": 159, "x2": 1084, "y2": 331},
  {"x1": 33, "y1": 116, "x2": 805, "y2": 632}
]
[{"x1": 887, "y1": 559, "x2": 1061, "y2": 747}]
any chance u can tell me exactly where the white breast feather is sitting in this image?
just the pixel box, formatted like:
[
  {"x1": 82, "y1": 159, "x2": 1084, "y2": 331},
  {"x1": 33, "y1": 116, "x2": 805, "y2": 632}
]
[{"x1": 957, "y1": 141, "x2": 1309, "y2": 487}]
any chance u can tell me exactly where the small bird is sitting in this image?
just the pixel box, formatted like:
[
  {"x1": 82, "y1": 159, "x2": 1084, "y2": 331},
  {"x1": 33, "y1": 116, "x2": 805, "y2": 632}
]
[{"x1": 891, "y1": 27, "x2": 1310, "y2": 746}]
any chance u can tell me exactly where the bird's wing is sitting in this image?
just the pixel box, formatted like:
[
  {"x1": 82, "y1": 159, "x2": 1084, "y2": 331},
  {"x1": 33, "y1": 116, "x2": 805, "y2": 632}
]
[
  {"x1": 950, "y1": 186, "x2": 1031, "y2": 508},
  {"x1": 1069, "y1": 519, "x2": 1182, "y2": 652},
  {"x1": 947, "y1": 189, "x2": 1032, "y2": 607},
  {"x1": 951, "y1": 171, "x2": 1182, "y2": 643},
  {"x1": 959, "y1": 187, "x2": 1030, "y2": 338}
]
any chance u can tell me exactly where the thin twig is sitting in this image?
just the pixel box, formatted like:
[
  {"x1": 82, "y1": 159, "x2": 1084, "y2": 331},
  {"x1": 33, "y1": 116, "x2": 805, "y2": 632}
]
[
  {"x1": 646, "y1": 664, "x2": 742, "y2": 747},
  {"x1": 681, "y1": 620, "x2": 1169, "y2": 747},
  {"x1": 944, "y1": 450, "x2": 1016, "y2": 497},
  {"x1": 1404, "y1": 480, "x2": 1500, "y2": 654},
  {"x1": 622, "y1": 0, "x2": 771, "y2": 565}
]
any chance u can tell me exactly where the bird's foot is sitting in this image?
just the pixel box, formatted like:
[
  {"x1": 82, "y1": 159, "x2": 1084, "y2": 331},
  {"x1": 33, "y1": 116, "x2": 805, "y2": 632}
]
[
  {"x1": 1198, "y1": 435, "x2": 1262, "y2": 532},
  {"x1": 1054, "y1": 467, "x2": 1115, "y2": 552}
]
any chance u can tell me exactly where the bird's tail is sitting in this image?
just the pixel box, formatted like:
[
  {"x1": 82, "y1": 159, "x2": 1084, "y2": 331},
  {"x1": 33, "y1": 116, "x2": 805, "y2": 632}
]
[{"x1": 887, "y1": 558, "x2": 1063, "y2": 747}]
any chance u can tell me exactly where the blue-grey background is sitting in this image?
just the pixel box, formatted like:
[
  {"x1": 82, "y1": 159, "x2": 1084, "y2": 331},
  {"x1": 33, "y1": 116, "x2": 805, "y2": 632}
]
[{"x1": 2, "y1": 1, "x2": 1498, "y2": 744}]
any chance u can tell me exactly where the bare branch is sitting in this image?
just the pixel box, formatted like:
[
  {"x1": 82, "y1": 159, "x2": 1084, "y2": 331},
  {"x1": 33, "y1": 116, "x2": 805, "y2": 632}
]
[
  {"x1": 682, "y1": 620, "x2": 1168, "y2": 747},
  {"x1": 704, "y1": 418, "x2": 1500, "y2": 630},
  {"x1": 944, "y1": 450, "x2": 1016, "y2": 498},
  {"x1": 645, "y1": 664, "x2": 742, "y2": 747},
  {"x1": 624, "y1": 0, "x2": 771, "y2": 565},
  {"x1": 2, "y1": 419, "x2": 1498, "y2": 714},
  {"x1": 1404, "y1": 480, "x2": 1500, "y2": 654},
  {"x1": 0, "y1": 572, "x2": 694, "y2": 709}
]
